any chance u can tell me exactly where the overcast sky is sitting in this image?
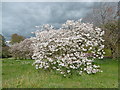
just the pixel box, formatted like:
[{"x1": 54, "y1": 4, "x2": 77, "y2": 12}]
[{"x1": 2, "y1": 2, "x2": 95, "y2": 40}]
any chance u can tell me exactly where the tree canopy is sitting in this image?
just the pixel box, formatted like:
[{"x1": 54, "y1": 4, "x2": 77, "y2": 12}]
[{"x1": 10, "y1": 34, "x2": 25, "y2": 44}]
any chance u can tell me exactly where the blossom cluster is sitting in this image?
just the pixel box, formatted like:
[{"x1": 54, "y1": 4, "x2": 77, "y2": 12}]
[{"x1": 32, "y1": 19, "x2": 105, "y2": 76}]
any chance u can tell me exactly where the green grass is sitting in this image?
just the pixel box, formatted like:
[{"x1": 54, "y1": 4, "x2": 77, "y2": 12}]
[{"x1": 2, "y1": 58, "x2": 118, "y2": 88}]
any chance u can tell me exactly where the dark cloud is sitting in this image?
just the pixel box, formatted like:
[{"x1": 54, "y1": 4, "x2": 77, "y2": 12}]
[{"x1": 2, "y1": 2, "x2": 94, "y2": 40}]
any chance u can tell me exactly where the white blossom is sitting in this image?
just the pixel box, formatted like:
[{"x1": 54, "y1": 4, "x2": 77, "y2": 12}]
[{"x1": 32, "y1": 19, "x2": 105, "y2": 76}]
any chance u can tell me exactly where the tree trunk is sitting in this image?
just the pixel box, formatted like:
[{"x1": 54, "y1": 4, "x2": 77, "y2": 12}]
[{"x1": 111, "y1": 47, "x2": 118, "y2": 59}]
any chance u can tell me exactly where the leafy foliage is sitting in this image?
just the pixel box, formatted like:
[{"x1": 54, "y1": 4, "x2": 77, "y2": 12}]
[
  {"x1": 0, "y1": 34, "x2": 11, "y2": 58},
  {"x1": 10, "y1": 34, "x2": 25, "y2": 44}
]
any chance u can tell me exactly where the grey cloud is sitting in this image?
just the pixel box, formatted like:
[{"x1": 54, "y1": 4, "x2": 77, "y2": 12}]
[{"x1": 2, "y1": 2, "x2": 94, "y2": 40}]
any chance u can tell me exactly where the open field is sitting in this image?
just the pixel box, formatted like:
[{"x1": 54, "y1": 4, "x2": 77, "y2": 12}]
[{"x1": 2, "y1": 58, "x2": 118, "y2": 88}]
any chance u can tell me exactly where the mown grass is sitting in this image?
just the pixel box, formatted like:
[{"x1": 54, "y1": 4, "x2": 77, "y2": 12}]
[{"x1": 2, "y1": 58, "x2": 118, "y2": 88}]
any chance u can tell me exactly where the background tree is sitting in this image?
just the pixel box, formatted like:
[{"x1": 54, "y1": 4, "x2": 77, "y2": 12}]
[
  {"x1": 103, "y1": 21, "x2": 120, "y2": 58},
  {"x1": 0, "y1": 34, "x2": 11, "y2": 58},
  {"x1": 10, "y1": 33, "x2": 25, "y2": 44},
  {"x1": 83, "y1": 2, "x2": 117, "y2": 26},
  {"x1": 0, "y1": 34, "x2": 6, "y2": 47},
  {"x1": 9, "y1": 38, "x2": 33, "y2": 59}
]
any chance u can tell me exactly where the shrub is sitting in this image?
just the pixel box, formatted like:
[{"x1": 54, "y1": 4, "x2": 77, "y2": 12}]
[{"x1": 32, "y1": 19, "x2": 105, "y2": 76}]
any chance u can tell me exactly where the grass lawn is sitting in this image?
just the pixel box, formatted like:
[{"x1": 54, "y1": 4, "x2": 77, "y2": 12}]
[{"x1": 2, "y1": 58, "x2": 118, "y2": 88}]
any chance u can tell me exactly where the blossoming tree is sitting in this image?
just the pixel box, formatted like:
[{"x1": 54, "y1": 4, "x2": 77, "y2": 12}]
[
  {"x1": 10, "y1": 38, "x2": 33, "y2": 59},
  {"x1": 32, "y1": 19, "x2": 105, "y2": 76}
]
